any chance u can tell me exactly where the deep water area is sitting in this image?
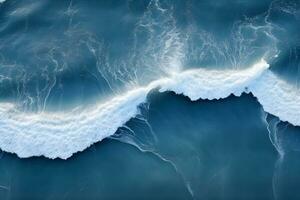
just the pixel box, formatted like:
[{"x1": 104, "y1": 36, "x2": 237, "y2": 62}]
[{"x1": 0, "y1": 0, "x2": 300, "y2": 199}]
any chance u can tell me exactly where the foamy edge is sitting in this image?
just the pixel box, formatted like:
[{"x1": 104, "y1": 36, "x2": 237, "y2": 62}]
[{"x1": 0, "y1": 59, "x2": 299, "y2": 159}]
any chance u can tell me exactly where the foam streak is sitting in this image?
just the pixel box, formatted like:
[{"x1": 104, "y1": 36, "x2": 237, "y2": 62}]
[{"x1": 0, "y1": 59, "x2": 299, "y2": 159}]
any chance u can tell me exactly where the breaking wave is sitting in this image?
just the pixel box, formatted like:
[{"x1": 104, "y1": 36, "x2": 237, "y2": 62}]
[{"x1": 0, "y1": 59, "x2": 299, "y2": 159}]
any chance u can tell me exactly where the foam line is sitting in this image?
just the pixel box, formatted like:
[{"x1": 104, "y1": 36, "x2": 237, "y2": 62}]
[
  {"x1": 250, "y1": 70, "x2": 300, "y2": 127},
  {"x1": 0, "y1": 59, "x2": 299, "y2": 159},
  {"x1": 0, "y1": 88, "x2": 150, "y2": 159},
  {"x1": 159, "y1": 60, "x2": 269, "y2": 100}
]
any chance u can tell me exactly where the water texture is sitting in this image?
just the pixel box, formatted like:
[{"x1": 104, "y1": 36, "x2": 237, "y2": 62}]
[{"x1": 0, "y1": 0, "x2": 300, "y2": 199}]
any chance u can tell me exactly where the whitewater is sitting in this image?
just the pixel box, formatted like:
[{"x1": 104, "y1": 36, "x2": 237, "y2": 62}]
[{"x1": 0, "y1": 59, "x2": 299, "y2": 159}]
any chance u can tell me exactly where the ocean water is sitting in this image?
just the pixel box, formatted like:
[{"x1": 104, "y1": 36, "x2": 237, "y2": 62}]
[{"x1": 0, "y1": 0, "x2": 300, "y2": 199}]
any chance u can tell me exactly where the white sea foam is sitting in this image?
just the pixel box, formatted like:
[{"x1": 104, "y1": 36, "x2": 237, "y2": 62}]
[
  {"x1": 159, "y1": 60, "x2": 269, "y2": 100},
  {"x1": 0, "y1": 88, "x2": 150, "y2": 159},
  {"x1": 250, "y1": 70, "x2": 300, "y2": 126},
  {"x1": 0, "y1": 59, "x2": 299, "y2": 159}
]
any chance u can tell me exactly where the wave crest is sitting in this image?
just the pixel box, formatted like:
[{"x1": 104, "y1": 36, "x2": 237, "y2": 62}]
[{"x1": 0, "y1": 59, "x2": 299, "y2": 159}]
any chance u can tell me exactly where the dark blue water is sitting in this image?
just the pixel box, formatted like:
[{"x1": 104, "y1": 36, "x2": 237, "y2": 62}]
[
  {"x1": 2, "y1": 92, "x2": 300, "y2": 199},
  {"x1": 0, "y1": 0, "x2": 300, "y2": 199}
]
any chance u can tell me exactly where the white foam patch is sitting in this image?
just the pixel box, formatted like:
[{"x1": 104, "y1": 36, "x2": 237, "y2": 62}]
[
  {"x1": 0, "y1": 88, "x2": 150, "y2": 159},
  {"x1": 250, "y1": 71, "x2": 300, "y2": 126},
  {"x1": 0, "y1": 59, "x2": 299, "y2": 159},
  {"x1": 159, "y1": 61, "x2": 269, "y2": 100}
]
